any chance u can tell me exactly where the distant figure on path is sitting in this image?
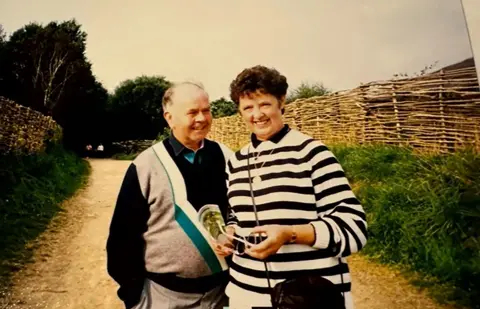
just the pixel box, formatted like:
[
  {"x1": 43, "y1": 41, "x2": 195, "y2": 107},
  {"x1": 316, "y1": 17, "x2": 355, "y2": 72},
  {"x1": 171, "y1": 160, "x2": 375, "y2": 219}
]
[
  {"x1": 106, "y1": 81, "x2": 233, "y2": 309},
  {"x1": 96, "y1": 143, "x2": 104, "y2": 158},
  {"x1": 85, "y1": 144, "x2": 93, "y2": 158}
]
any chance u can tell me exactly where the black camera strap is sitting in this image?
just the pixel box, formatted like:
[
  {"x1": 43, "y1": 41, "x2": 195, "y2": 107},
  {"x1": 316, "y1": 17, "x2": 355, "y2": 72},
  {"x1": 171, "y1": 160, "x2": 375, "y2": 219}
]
[{"x1": 246, "y1": 146, "x2": 275, "y2": 297}]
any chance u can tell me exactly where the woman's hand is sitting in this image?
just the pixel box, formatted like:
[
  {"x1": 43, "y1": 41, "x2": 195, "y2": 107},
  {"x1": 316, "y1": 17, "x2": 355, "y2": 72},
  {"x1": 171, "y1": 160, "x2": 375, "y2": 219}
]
[
  {"x1": 245, "y1": 225, "x2": 293, "y2": 260},
  {"x1": 212, "y1": 225, "x2": 235, "y2": 256}
]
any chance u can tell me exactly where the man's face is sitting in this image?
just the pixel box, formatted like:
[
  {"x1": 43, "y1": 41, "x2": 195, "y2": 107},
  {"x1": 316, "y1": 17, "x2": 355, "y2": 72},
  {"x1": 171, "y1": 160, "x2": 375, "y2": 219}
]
[
  {"x1": 238, "y1": 90, "x2": 285, "y2": 141},
  {"x1": 164, "y1": 87, "x2": 212, "y2": 148}
]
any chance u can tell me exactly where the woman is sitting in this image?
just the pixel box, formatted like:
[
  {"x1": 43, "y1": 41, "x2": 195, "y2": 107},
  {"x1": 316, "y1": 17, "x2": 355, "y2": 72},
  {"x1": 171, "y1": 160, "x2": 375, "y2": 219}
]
[{"x1": 215, "y1": 65, "x2": 368, "y2": 309}]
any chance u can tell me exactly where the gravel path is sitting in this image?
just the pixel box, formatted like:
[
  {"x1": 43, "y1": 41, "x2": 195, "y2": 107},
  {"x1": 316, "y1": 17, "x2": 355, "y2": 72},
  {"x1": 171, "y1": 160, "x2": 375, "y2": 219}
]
[{"x1": 0, "y1": 159, "x2": 457, "y2": 309}]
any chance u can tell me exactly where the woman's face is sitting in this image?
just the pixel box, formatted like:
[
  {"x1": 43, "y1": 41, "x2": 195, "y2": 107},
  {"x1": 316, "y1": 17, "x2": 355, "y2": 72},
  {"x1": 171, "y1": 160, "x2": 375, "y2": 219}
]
[{"x1": 238, "y1": 91, "x2": 285, "y2": 141}]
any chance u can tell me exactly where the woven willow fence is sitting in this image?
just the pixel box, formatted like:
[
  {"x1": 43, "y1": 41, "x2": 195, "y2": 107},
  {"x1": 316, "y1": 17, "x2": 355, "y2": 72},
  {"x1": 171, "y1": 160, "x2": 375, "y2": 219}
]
[
  {"x1": 0, "y1": 97, "x2": 61, "y2": 154},
  {"x1": 209, "y1": 67, "x2": 480, "y2": 153}
]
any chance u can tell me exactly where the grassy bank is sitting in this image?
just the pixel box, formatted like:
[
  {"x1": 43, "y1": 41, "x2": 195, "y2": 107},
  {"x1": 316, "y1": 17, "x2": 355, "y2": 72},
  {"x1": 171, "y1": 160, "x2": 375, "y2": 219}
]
[
  {"x1": 0, "y1": 145, "x2": 90, "y2": 288},
  {"x1": 111, "y1": 152, "x2": 138, "y2": 160},
  {"x1": 330, "y1": 144, "x2": 480, "y2": 308}
]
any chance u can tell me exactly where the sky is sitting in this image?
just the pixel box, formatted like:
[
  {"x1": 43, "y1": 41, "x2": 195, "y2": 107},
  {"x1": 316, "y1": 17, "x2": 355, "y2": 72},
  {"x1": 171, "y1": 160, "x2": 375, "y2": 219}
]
[
  {"x1": 463, "y1": 0, "x2": 480, "y2": 82},
  {"x1": 0, "y1": 0, "x2": 478, "y2": 100}
]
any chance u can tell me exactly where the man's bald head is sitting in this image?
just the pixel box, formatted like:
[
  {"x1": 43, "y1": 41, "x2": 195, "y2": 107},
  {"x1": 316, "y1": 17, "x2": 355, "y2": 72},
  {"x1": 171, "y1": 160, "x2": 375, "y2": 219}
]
[
  {"x1": 162, "y1": 81, "x2": 209, "y2": 111},
  {"x1": 162, "y1": 81, "x2": 212, "y2": 150}
]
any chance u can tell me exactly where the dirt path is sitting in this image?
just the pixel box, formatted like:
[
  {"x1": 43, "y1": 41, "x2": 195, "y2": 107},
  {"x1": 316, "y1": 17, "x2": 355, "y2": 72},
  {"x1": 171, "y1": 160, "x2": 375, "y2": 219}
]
[{"x1": 1, "y1": 159, "x2": 457, "y2": 309}]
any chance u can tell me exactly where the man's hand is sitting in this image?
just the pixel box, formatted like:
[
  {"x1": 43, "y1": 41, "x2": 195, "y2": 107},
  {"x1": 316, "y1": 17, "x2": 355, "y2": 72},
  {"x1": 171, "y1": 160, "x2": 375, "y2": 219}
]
[
  {"x1": 212, "y1": 225, "x2": 235, "y2": 256},
  {"x1": 245, "y1": 225, "x2": 292, "y2": 260}
]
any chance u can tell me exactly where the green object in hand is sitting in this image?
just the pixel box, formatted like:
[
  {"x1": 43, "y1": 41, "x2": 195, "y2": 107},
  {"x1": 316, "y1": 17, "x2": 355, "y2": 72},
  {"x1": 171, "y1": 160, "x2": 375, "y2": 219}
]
[
  {"x1": 198, "y1": 204, "x2": 225, "y2": 240},
  {"x1": 203, "y1": 211, "x2": 224, "y2": 239}
]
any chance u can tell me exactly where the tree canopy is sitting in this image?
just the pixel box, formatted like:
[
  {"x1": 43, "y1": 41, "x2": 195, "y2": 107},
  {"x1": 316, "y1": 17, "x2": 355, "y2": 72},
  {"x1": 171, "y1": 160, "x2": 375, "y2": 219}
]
[
  {"x1": 0, "y1": 19, "x2": 333, "y2": 153},
  {"x1": 107, "y1": 75, "x2": 172, "y2": 141},
  {"x1": 286, "y1": 82, "x2": 330, "y2": 103},
  {"x1": 0, "y1": 20, "x2": 109, "y2": 152},
  {"x1": 210, "y1": 97, "x2": 237, "y2": 118}
]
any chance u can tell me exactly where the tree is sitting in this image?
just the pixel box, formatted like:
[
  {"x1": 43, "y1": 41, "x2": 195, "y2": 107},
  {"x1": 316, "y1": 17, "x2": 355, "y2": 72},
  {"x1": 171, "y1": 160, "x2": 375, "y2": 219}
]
[
  {"x1": 286, "y1": 82, "x2": 330, "y2": 103},
  {"x1": 0, "y1": 25, "x2": 7, "y2": 91},
  {"x1": 107, "y1": 75, "x2": 172, "y2": 141},
  {"x1": 0, "y1": 20, "x2": 110, "y2": 153},
  {"x1": 35, "y1": 29, "x2": 76, "y2": 110},
  {"x1": 210, "y1": 97, "x2": 237, "y2": 118},
  {"x1": 58, "y1": 72, "x2": 110, "y2": 152},
  {"x1": 0, "y1": 24, "x2": 6, "y2": 46},
  {"x1": 1, "y1": 20, "x2": 89, "y2": 113}
]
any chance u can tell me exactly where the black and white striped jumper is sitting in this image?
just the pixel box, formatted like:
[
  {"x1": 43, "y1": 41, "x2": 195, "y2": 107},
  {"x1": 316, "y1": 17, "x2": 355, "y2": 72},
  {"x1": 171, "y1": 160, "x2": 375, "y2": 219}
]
[{"x1": 224, "y1": 125, "x2": 367, "y2": 309}]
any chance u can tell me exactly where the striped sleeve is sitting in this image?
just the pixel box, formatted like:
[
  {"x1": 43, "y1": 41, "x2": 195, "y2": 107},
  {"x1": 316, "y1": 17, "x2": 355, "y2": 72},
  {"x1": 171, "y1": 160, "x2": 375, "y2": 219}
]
[
  {"x1": 307, "y1": 141, "x2": 368, "y2": 257},
  {"x1": 225, "y1": 160, "x2": 239, "y2": 226}
]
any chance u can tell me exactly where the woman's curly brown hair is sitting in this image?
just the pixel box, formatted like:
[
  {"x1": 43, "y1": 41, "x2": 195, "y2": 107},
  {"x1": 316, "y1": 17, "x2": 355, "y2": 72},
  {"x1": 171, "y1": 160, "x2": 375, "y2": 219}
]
[{"x1": 229, "y1": 65, "x2": 288, "y2": 106}]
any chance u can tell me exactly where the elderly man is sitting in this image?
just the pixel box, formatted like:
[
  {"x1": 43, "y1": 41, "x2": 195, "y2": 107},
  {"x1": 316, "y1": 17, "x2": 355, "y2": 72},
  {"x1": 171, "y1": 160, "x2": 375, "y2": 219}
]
[{"x1": 106, "y1": 81, "x2": 233, "y2": 309}]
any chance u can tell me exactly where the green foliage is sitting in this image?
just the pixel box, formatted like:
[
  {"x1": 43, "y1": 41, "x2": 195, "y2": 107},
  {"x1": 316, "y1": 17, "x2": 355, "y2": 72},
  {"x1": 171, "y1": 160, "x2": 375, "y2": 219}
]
[
  {"x1": 156, "y1": 127, "x2": 171, "y2": 142},
  {"x1": 286, "y1": 81, "x2": 330, "y2": 103},
  {"x1": 0, "y1": 25, "x2": 6, "y2": 87},
  {"x1": 2, "y1": 20, "x2": 88, "y2": 112},
  {"x1": 107, "y1": 75, "x2": 172, "y2": 141},
  {"x1": 0, "y1": 19, "x2": 110, "y2": 153},
  {"x1": 0, "y1": 145, "x2": 90, "y2": 287},
  {"x1": 210, "y1": 97, "x2": 237, "y2": 118},
  {"x1": 330, "y1": 144, "x2": 480, "y2": 308},
  {"x1": 111, "y1": 153, "x2": 139, "y2": 160},
  {"x1": 43, "y1": 125, "x2": 63, "y2": 151},
  {"x1": 0, "y1": 24, "x2": 5, "y2": 46}
]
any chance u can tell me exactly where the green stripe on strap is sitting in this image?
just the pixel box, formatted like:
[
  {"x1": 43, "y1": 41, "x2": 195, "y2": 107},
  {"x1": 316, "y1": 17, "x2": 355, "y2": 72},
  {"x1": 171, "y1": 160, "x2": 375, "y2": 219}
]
[
  {"x1": 152, "y1": 147, "x2": 222, "y2": 274},
  {"x1": 174, "y1": 204, "x2": 222, "y2": 274}
]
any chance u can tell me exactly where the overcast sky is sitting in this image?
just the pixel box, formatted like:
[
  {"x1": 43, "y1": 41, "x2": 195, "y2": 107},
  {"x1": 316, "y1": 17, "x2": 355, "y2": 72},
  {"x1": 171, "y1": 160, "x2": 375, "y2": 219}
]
[
  {"x1": 463, "y1": 0, "x2": 480, "y2": 82},
  {"x1": 0, "y1": 0, "x2": 478, "y2": 100}
]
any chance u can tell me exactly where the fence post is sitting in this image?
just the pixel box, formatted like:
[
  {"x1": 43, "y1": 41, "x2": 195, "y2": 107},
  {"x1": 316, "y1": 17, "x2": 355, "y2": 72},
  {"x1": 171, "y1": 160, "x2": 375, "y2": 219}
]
[
  {"x1": 392, "y1": 83, "x2": 401, "y2": 144},
  {"x1": 359, "y1": 85, "x2": 367, "y2": 145},
  {"x1": 293, "y1": 103, "x2": 302, "y2": 132},
  {"x1": 475, "y1": 123, "x2": 480, "y2": 153},
  {"x1": 217, "y1": 120, "x2": 222, "y2": 143},
  {"x1": 234, "y1": 119, "x2": 239, "y2": 150},
  {"x1": 438, "y1": 69, "x2": 449, "y2": 152},
  {"x1": 335, "y1": 96, "x2": 342, "y2": 143}
]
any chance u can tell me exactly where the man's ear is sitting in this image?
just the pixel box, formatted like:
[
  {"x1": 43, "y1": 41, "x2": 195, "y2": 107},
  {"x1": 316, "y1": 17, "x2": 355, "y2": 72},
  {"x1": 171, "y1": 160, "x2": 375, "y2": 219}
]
[{"x1": 164, "y1": 110, "x2": 173, "y2": 128}]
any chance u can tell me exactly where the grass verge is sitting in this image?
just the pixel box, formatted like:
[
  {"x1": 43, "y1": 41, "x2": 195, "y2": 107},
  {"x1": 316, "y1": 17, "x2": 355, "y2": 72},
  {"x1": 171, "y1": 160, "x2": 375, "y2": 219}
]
[
  {"x1": 329, "y1": 144, "x2": 480, "y2": 308},
  {"x1": 0, "y1": 144, "x2": 90, "y2": 290},
  {"x1": 111, "y1": 152, "x2": 138, "y2": 160}
]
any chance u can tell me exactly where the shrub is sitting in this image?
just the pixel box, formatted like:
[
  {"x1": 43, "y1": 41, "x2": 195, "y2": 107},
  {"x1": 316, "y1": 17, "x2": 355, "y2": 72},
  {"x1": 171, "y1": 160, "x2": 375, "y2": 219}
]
[
  {"x1": 0, "y1": 144, "x2": 90, "y2": 287},
  {"x1": 330, "y1": 144, "x2": 480, "y2": 308}
]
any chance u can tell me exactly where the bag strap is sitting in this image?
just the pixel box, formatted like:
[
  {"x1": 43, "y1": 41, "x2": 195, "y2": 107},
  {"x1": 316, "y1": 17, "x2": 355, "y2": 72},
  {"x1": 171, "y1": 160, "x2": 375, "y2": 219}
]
[
  {"x1": 246, "y1": 146, "x2": 275, "y2": 302},
  {"x1": 246, "y1": 144, "x2": 346, "y2": 304}
]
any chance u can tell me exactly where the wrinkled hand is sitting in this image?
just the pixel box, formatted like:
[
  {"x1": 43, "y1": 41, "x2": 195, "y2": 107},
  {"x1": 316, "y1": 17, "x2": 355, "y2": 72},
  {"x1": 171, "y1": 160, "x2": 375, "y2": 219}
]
[
  {"x1": 212, "y1": 225, "x2": 235, "y2": 256},
  {"x1": 245, "y1": 225, "x2": 292, "y2": 260}
]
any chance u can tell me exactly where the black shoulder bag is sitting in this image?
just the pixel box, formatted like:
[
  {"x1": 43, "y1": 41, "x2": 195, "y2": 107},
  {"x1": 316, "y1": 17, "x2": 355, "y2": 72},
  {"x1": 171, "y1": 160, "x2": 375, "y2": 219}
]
[{"x1": 246, "y1": 148, "x2": 346, "y2": 309}]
